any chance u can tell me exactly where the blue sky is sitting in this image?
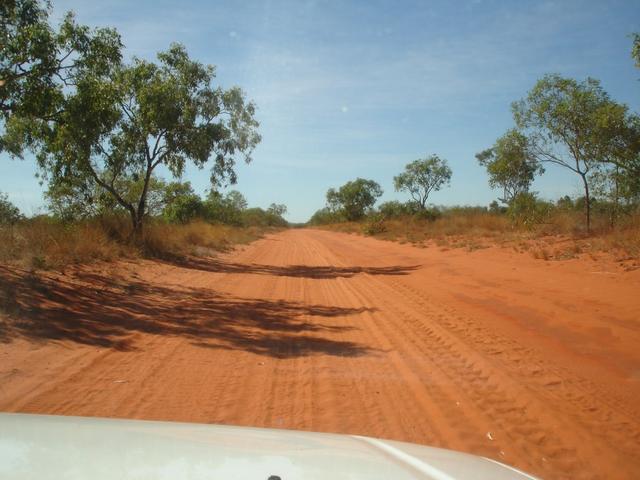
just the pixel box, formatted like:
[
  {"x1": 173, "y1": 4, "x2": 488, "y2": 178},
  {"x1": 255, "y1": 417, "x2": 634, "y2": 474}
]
[{"x1": 2, "y1": 0, "x2": 639, "y2": 222}]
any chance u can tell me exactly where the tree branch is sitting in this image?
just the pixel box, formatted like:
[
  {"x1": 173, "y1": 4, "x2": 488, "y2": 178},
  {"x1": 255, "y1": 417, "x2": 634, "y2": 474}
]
[
  {"x1": 149, "y1": 129, "x2": 167, "y2": 161},
  {"x1": 91, "y1": 145, "x2": 136, "y2": 216}
]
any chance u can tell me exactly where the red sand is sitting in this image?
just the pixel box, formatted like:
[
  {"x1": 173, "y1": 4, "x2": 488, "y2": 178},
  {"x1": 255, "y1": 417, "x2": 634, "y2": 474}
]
[{"x1": 1, "y1": 229, "x2": 639, "y2": 479}]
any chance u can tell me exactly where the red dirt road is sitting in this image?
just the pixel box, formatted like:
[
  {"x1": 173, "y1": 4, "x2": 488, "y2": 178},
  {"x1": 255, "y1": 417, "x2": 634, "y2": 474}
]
[{"x1": 1, "y1": 229, "x2": 640, "y2": 479}]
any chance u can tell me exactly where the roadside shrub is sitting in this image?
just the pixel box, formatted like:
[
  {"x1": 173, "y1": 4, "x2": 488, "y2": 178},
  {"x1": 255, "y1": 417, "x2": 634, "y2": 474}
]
[
  {"x1": 362, "y1": 214, "x2": 387, "y2": 235},
  {"x1": 378, "y1": 200, "x2": 411, "y2": 218},
  {"x1": 308, "y1": 207, "x2": 344, "y2": 225},
  {"x1": 241, "y1": 207, "x2": 288, "y2": 227},
  {"x1": 489, "y1": 200, "x2": 508, "y2": 214},
  {"x1": 161, "y1": 182, "x2": 205, "y2": 224},
  {"x1": 202, "y1": 190, "x2": 247, "y2": 226},
  {"x1": 0, "y1": 192, "x2": 22, "y2": 225},
  {"x1": 413, "y1": 207, "x2": 441, "y2": 222},
  {"x1": 163, "y1": 194, "x2": 204, "y2": 224},
  {"x1": 508, "y1": 193, "x2": 552, "y2": 228}
]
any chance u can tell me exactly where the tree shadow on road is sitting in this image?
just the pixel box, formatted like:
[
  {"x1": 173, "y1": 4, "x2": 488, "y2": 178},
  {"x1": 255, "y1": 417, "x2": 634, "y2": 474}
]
[
  {"x1": 168, "y1": 257, "x2": 421, "y2": 279},
  {"x1": 0, "y1": 265, "x2": 377, "y2": 358}
]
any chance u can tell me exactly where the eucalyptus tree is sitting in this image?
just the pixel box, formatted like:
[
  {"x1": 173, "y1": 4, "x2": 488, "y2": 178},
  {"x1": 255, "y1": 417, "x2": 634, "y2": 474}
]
[
  {"x1": 27, "y1": 43, "x2": 260, "y2": 237},
  {"x1": 475, "y1": 129, "x2": 543, "y2": 204},
  {"x1": 226, "y1": 190, "x2": 249, "y2": 212},
  {"x1": 268, "y1": 203, "x2": 287, "y2": 217},
  {"x1": 393, "y1": 155, "x2": 452, "y2": 210},
  {"x1": 326, "y1": 178, "x2": 383, "y2": 221},
  {"x1": 512, "y1": 74, "x2": 636, "y2": 231}
]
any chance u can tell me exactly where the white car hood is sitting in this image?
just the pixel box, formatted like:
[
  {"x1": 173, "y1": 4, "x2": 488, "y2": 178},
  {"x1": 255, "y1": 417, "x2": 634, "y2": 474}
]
[{"x1": 0, "y1": 413, "x2": 538, "y2": 479}]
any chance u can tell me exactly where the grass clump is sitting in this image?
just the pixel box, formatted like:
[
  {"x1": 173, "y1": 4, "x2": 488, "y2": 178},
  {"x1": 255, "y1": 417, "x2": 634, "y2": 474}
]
[
  {"x1": 315, "y1": 205, "x2": 640, "y2": 261},
  {"x1": 0, "y1": 216, "x2": 267, "y2": 270}
]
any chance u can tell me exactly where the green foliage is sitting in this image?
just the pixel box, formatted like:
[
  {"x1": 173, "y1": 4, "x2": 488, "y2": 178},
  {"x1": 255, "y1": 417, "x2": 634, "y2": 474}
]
[
  {"x1": 8, "y1": 37, "x2": 260, "y2": 237},
  {"x1": 512, "y1": 74, "x2": 640, "y2": 231},
  {"x1": 489, "y1": 200, "x2": 507, "y2": 214},
  {"x1": 240, "y1": 208, "x2": 266, "y2": 226},
  {"x1": 589, "y1": 164, "x2": 640, "y2": 225},
  {"x1": 1, "y1": 0, "x2": 122, "y2": 155},
  {"x1": 267, "y1": 203, "x2": 287, "y2": 218},
  {"x1": 378, "y1": 200, "x2": 413, "y2": 218},
  {"x1": 377, "y1": 200, "x2": 441, "y2": 221},
  {"x1": 162, "y1": 181, "x2": 203, "y2": 224},
  {"x1": 556, "y1": 195, "x2": 574, "y2": 211},
  {"x1": 241, "y1": 207, "x2": 288, "y2": 227},
  {"x1": 591, "y1": 166, "x2": 638, "y2": 204},
  {"x1": 0, "y1": 0, "x2": 57, "y2": 121},
  {"x1": 203, "y1": 190, "x2": 247, "y2": 225},
  {"x1": 308, "y1": 207, "x2": 343, "y2": 225},
  {"x1": 199, "y1": 191, "x2": 286, "y2": 227},
  {"x1": 507, "y1": 192, "x2": 552, "y2": 227},
  {"x1": 0, "y1": 192, "x2": 23, "y2": 225},
  {"x1": 326, "y1": 178, "x2": 383, "y2": 221},
  {"x1": 476, "y1": 129, "x2": 542, "y2": 204},
  {"x1": 393, "y1": 155, "x2": 452, "y2": 209},
  {"x1": 45, "y1": 173, "x2": 102, "y2": 221},
  {"x1": 226, "y1": 190, "x2": 249, "y2": 212},
  {"x1": 413, "y1": 207, "x2": 442, "y2": 222},
  {"x1": 45, "y1": 174, "x2": 166, "y2": 222}
]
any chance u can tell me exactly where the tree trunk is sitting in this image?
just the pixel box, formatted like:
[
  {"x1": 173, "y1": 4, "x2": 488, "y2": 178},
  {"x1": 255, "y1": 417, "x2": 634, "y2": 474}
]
[
  {"x1": 611, "y1": 166, "x2": 619, "y2": 229},
  {"x1": 129, "y1": 209, "x2": 144, "y2": 243},
  {"x1": 130, "y1": 165, "x2": 153, "y2": 243},
  {"x1": 580, "y1": 173, "x2": 591, "y2": 233}
]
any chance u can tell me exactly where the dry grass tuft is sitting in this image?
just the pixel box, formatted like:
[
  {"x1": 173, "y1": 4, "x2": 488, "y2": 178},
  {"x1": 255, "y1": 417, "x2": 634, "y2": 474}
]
[
  {"x1": 142, "y1": 221, "x2": 264, "y2": 258},
  {"x1": 0, "y1": 220, "x2": 127, "y2": 269},
  {"x1": 321, "y1": 213, "x2": 512, "y2": 244},
  {"x1": 0, "y1": 218, "x2": 267, "y2": 270},
  {"x1": 317, "y1": 210, "x2": 640, "y2": 261}
]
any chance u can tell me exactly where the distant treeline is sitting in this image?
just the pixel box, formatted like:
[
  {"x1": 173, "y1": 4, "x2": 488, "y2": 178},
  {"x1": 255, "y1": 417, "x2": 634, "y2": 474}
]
[
  {"x1": 310, "y1": 37, "x2": 640, "y2": 233},
  {"x1": 1, "y1": 179, "x2": 287, "y2": 228},
  {"x1": 45, "y1": 177, "x2": 288, "y2": 228},
  {"x1": 309, "y1": 194, "x2": 638, "y2": 234}
]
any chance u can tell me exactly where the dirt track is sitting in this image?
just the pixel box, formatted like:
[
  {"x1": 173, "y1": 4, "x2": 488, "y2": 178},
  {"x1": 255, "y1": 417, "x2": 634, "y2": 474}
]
[{"x1": 1, "y1": 229, "x2": 640, "y2": 479}]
